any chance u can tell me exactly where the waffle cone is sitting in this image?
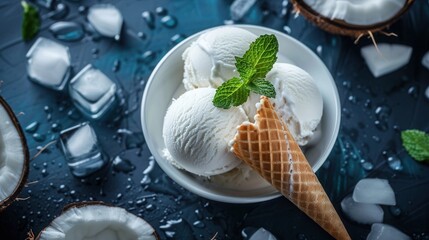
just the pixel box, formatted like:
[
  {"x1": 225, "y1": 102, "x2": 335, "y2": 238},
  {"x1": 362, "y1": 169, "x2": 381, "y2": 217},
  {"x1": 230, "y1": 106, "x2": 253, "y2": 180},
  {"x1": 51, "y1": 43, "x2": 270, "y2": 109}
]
[{"x1": 232, "y1": 96, "x2": 350, "y2": 240}]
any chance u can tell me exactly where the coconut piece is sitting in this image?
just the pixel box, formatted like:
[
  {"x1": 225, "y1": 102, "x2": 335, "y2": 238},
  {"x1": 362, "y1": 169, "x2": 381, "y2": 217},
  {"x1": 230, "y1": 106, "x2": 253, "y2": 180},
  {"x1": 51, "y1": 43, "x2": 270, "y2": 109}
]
[
  {"x1": 0, "y1": 97, "x2": 29, "y2": 211},
  {"x1": 291, "y1": 0, "x2": 414, "y2": 38},
  {"x1": 361, "y1": 44, "x2": 412, "y2": 77},
  {"x1": 37, "y1": 202, "x2": 159, "y2": 240}
]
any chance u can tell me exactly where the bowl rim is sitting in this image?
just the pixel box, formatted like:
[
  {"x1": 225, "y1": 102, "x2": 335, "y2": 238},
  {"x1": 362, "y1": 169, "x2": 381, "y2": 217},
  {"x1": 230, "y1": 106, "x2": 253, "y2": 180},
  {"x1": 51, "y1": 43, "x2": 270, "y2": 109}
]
[{"x1": 141, "y1": 24, "x2": 341, "y2": 203}]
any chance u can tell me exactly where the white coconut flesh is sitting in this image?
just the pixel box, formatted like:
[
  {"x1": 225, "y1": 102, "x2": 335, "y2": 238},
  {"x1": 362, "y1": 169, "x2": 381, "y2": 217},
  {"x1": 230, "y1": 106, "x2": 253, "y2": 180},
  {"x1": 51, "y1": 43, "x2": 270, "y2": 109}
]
[
  {"x1": 0, "y1": 103, "x2": 26, "y2": 203},
  {"x1": 302, "y1": 0, "x2": 406, "y2": 25},
  {"x1": 39, "y1": 204, "x2": 157, "y2": 240}
]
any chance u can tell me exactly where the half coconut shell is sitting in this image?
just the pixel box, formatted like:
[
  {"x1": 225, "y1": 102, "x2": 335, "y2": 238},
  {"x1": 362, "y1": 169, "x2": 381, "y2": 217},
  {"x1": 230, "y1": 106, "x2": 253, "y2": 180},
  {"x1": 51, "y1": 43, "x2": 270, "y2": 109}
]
[
  {"x1": 291, "y1": 0, "x2": 415, "y2": 38},
  {"x1": 0, "y1": 96, "x2": 29, "y2": 211},
  {"x1": 36, "y1": 201, "x2": 159, "y2": 240}
]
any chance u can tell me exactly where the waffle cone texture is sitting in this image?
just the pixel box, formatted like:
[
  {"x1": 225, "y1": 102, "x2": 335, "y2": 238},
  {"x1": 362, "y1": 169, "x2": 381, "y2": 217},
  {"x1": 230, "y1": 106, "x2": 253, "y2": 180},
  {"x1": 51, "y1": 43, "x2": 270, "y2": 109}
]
[{"x1": 232, "y1": 96, "x2": 350, "y2": 240}]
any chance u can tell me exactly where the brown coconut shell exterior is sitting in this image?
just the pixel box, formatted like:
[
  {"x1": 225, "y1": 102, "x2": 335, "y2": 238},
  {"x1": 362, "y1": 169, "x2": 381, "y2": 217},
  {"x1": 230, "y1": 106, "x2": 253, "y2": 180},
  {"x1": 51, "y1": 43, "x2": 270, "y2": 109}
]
[
  {"x1": 291, "y1": 0, "x2": 415, "y2": 38},
  {"x1": 0, "y1": 97, "x2": 30, "y2": 212},
  {"x1": 35, "y1": 201, "x2": 160, "y2": 240}
]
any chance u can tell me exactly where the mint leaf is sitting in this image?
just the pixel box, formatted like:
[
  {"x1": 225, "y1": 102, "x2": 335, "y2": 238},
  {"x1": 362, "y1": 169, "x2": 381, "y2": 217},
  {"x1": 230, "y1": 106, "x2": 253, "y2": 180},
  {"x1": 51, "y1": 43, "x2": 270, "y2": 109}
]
[
  {"x1": 235, "y1": 57, "x2": 255, "y2": 81},
  {"x1": 238, "y1": 34, "x2": 278, "y2": 81},
  {"x1": 213, "y1": 77, "x2": 249, "y2": 109},
  {"x1": 21, "y1": 1, "x2": 40, "y2": 41},
  {"x1": 212, "y1": 34, "x2": 278, "y2": 109},
  {"x1": 247, "y1": 79, "x2": 276, "y2": 98},
  {"x1": 401, "y1": 129, "x2": 429, "y2": 162}
]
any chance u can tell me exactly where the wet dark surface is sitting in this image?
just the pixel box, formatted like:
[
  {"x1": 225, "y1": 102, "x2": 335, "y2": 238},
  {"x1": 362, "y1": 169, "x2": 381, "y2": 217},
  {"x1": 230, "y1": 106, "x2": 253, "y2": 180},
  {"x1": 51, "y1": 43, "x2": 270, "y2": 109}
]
[{"x1": 0, "y1": 0, "x2": 429, "y2": 239}]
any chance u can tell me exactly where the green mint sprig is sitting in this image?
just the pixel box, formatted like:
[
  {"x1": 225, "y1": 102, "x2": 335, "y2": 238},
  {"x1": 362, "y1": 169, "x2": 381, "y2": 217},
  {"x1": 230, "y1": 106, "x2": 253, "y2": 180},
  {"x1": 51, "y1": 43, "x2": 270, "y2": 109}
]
[
  {"x1": 212, "y1": 34, "x2": 278, "y2": 109},
  {"x1": 401, "y1": 129, "x2": 429, "y2": 162},
  {"x1": 21, "y1": 1, "x2": 40, "y2": 41}
]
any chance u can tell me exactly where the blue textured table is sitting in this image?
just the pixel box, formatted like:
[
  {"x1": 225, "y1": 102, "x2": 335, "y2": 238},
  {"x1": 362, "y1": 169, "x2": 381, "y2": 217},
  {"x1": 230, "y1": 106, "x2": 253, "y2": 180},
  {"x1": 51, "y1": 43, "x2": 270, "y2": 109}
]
[{"x1": 0, "y1": 0, "x2": 428, "y2": 239}]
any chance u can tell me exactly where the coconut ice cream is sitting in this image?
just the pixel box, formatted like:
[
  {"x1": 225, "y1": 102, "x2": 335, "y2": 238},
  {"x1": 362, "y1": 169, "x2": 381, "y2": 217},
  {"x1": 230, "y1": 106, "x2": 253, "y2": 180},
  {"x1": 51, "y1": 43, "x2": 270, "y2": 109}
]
[{"x1": 182, "y1": 26, "x2": 257, "y2": 90}]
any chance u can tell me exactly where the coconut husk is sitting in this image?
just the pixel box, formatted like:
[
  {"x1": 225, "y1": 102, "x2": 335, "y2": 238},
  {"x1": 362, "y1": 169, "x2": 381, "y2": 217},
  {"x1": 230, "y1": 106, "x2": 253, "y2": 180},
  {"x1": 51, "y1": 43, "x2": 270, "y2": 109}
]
[
  {"x1": 291, "y1": 0, "x2": 415, "y2": 39},
  {"x1": 35, "y1": 201, "x2": 160, "y2": 240},
  {"x1": 0, "y1": 97, "x2": 30, "y2": 212}
]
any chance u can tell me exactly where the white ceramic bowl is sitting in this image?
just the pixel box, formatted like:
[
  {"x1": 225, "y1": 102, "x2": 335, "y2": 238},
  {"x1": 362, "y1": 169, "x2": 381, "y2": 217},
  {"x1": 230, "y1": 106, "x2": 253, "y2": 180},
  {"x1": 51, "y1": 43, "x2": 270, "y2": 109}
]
[{"x1": 141, "y1": 25, "x2": 341, "y2": 203}]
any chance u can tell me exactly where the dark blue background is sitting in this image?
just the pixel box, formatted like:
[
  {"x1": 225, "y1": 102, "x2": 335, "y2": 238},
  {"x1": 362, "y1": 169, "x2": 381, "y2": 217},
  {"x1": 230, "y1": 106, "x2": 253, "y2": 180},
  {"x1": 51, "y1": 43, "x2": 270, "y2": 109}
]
[{"x1": 0, "y1": 0, "x2": 428, "y2": 239}]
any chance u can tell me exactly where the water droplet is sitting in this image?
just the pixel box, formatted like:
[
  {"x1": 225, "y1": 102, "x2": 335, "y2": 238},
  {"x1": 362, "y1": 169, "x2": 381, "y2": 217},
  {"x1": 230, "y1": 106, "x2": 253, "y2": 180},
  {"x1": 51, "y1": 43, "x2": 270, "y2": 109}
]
[
  {"x1": 193, "y1": 220, "x2": 205, "y2": 228},
  {"x1": 48, "y1": 3, "x2": 69, "y2": 20},
  {"x1": 49, "y1": 21, "x2": 84, "y2": 41},
  {"x1": 194, "y1": 209, "x2": 203, "y2": 220},
  {"x1": 116, "y1": 193, "x2": 123, "y2": 199},
  {"x1": 348, "y1": 95, "x2": 357, "y2": 104},
  {"x1": 283, "y1": 25, "x2": 291, "y2": 34},
  {"x1": 375, "y1": 105, "x2": 391, "y2": 121},
  {"x1": 316, "y1": 45, "x2": 322, "y2": 55},
  {"x1": 58, "y1": 184, "x2": 69, "y2": 193},
  {"x1": 372, "y1": 135, "x2": 381, "y2": 142},
  {"x1": 342, "y1": 108, "x2": 351, "y2": 118},
  {"x1": 389, "y1": 206, "x2": 402, "y2": 217},
  {"x1": 51, "y1": 122, "x2": 62, "y2": 132},
  {"x1": 142, "y1": 11, "x2": 155, "y2": 29},
  {"x1": 70, "y1": 190, "x2": 76, "y2": 198},
  {"x1": 171, "y1": 34, "x2": 185, "y2": 45},
  {"x1": 387, "y1": 155, "x2": 403, "y2": 171},
  {"x1": 364, "y1": 99, "x2": 372, "y2": 109},
  {"x1": 155, "y1": 6, "x2": 168, "y2": 16},
  {"x1": 44, "y1": 105, "x2": 52, "y2": 113},
  {"x1": 112, "y1": 156, "x2": 136, "y2": 173},
  {"x1": 137, "y1": 31, "x2": 146, "y2": 39},
  {"x1": 140, "y1": 175, "x2": 151, "y2": 185},
  {"x1": 113, "y1": 59, "x2": 121, "y2": 72},
  {"x1": 342, "y1": 81, "x2": 351, "y2": 89},
  {"x1": 374, "y1": 120, "x2": 388, "y2": 131},
  {"x1": 408, "y1": 85, "x2": 419, "y2": 99},
  {"x1": 125, "y1": 132, "x2": 144, "y2": 149},
  {"x1": 78, "y1": 5, "x2": 86, "y2": 14},
  {"x1": 165, "y1": 231, "x2": 175, "y2": 238},
  {"x1": 143, "y1": 156, "x2": 156, "y2": 174},
  {"x1": 146, "y1": 204, "x2": 155, "y2": 211},
  {"x1": 139, "y1": 51, "x2": 156, "y2": 64},
  {"x1": 339, "y1": 167, "x2": 346, "y2": 175},
  {"x1": 33, "y1": 133, "x2": 46, "y2": 142},
  {"x1": 161, "y1": 15, "x2": 177, "y2": 28},
  {"x1": 67, "y1": 109, "x2": 82, "y2": 120},
  {"x1": 361, "y1": 161, "x2": 374, "y2": 171},
  {"x1": 25, "y1": 121, "x2": 39, "y2": 133},
  {"x1": 41, "y1": 168, "x2": 48, "y2": 176}
]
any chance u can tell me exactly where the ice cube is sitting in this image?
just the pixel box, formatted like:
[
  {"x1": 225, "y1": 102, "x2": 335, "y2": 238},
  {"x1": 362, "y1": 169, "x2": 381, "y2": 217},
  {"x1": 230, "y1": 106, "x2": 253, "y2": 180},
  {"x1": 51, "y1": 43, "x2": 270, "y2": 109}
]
[
  {"x1": 230, "y1": 0, "x2": 257, "y2": 21},
  {"x1": 367, "y1": 223, "x2": 410, "y2": 240},
  {"x1": 59, "y1": 122, "x2": 108, "y2": 177},
  {"x1": 69, "y1": 64, "x2": 117, "y2": 119},
  {"x1": 249, "y1": 228, "x2": 277, "y2": 240},
  {"x1": 361, "y1": 44, "x2": 412, "y2": 77},
  {"x1": 65, "y1": 123, "x2": 97, "y2": 157},
  {"x1": 26, "y1": 37, "x2": 71, "y2": 90},
  {"x1": 353, "y1": 178, "x2": 396, "y2": 205},
  {"x1": 87, "y1": 4, "x2": 123, "y2": 39},
  {"x1": 341, "y1": 195, "x2": 383, "y2": 224},
  {"x1": 422, "y1": 51, "x2": 429, "y2": 70}
]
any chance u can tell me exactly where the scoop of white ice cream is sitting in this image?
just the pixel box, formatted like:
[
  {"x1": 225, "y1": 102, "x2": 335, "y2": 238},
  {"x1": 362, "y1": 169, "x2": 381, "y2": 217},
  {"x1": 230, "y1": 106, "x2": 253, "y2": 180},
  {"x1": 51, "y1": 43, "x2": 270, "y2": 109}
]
[
  {"x1": 163, "y1": 88, "x2": 248, "y2": 176},
  {"x1": 242, "y1": 63, "x2": 323, "y2": 146},
  {"x1": 182, "y1": 26, "x2": 257, "y2": 90}
]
